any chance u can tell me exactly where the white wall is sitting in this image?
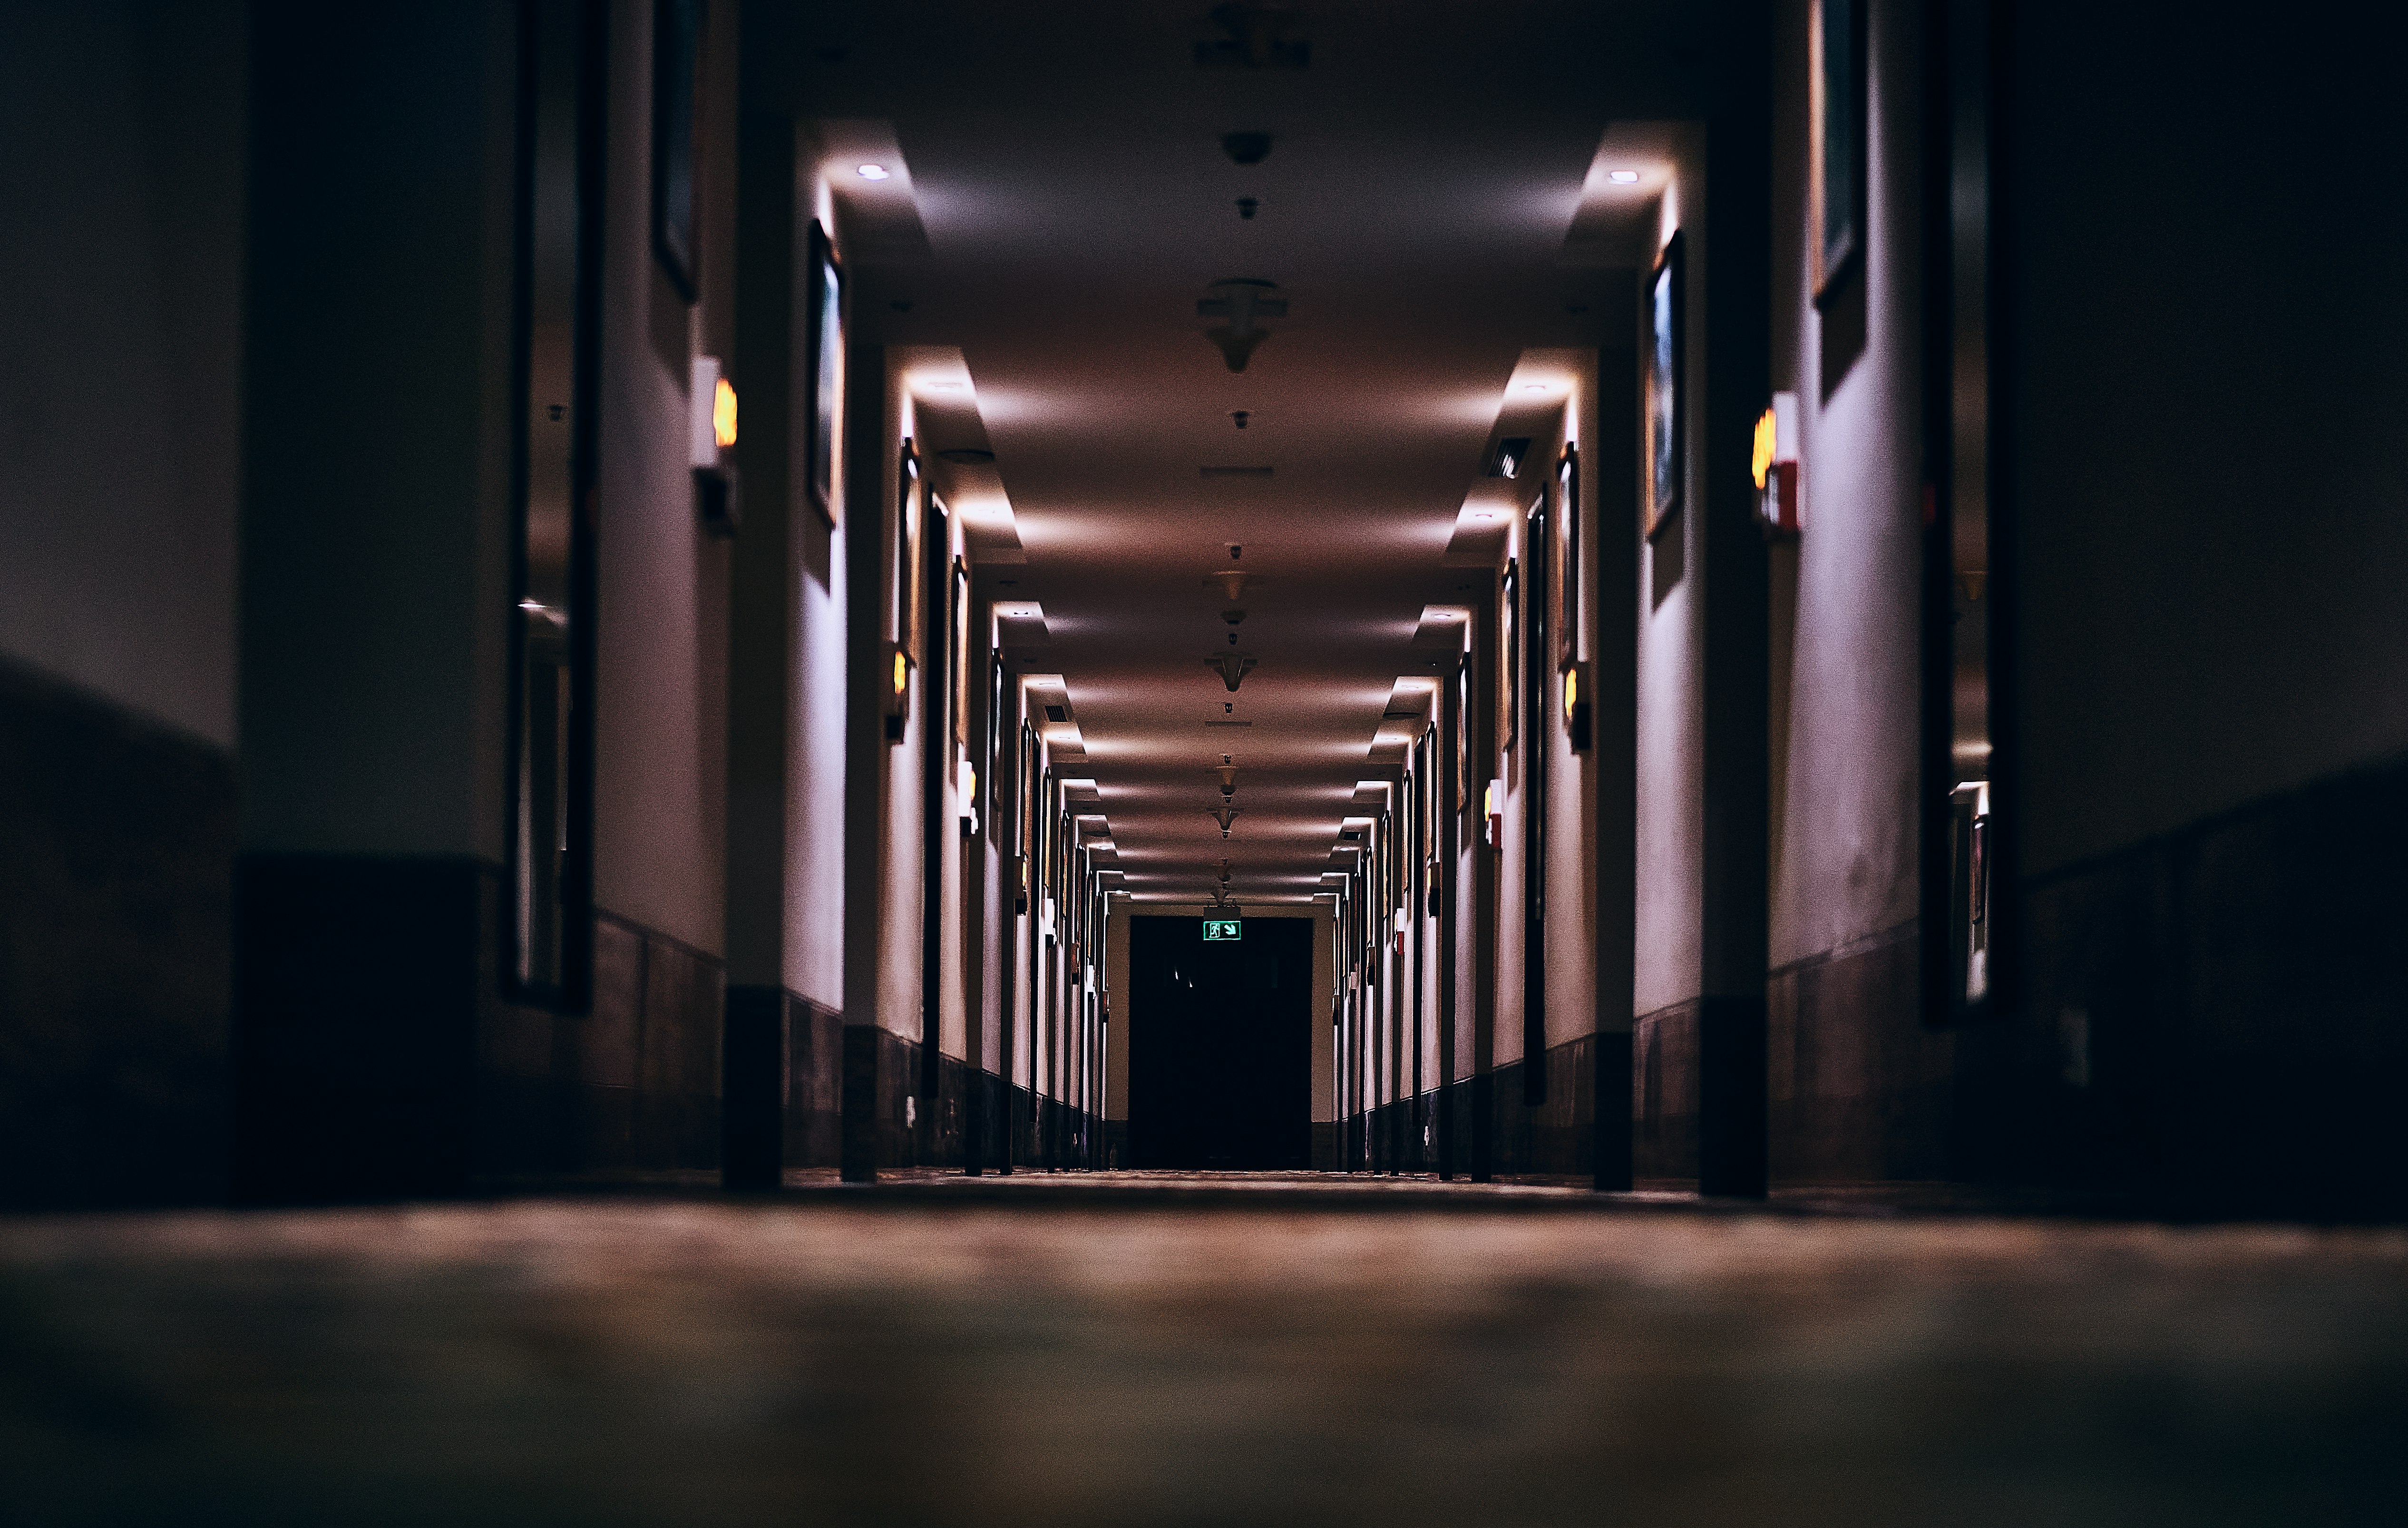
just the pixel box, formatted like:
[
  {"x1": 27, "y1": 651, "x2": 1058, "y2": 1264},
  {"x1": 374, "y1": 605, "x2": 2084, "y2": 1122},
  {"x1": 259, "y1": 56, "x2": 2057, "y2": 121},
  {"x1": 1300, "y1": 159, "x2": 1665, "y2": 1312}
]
[
  {"x1": 1633, "y1": 127, "x2": 1710, "y2": 1020},
  {"x1": 1765, "y1": 0, "x2": 1923, "y2": 968},
  {"x1": 785, "y1": 162, "x2": 850, "y2": 1012},
  {"x1": 237, "y1": 2, "x2": 519, "y2": 860},
  {"x1": 592, "y1": 0, "x2": 731, "y2": 955},
  {"x1": 2008, "y1": 3, "x2": 2408, "y2": 876},
  {"x1": 0, "y1": 0, "x2": 245, "y2": 751}
]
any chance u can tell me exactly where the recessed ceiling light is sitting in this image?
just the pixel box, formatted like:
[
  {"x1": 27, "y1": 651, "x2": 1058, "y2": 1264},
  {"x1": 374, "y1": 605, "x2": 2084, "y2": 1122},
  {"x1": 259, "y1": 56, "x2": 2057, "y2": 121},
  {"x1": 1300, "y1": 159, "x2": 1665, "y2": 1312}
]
[
  {"x1": 1521, "y1": 383, "x2": 1549, "y2": 393},
  {"x1": 1608, "y1": 169, "x2": 1641, "y2": 184},
  {"x1": 857, "y1": 163, "x2": 889, "y2": 181}
]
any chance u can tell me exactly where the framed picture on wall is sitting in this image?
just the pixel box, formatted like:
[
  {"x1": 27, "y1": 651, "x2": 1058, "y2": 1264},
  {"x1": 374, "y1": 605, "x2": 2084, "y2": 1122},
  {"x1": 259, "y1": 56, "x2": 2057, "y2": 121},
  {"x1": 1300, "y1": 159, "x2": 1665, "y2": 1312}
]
[
  {"x1": 1555, "y1": 445, "x2": 1580, "y2": 669},
  {"x1": 1499, "y1": 557, "x2": 1519, "y2": 751},
  {"x1": 952, "y1": 556, "x2": 972, "y2": 746},
  {"x1": 1814, "y1": 0, "x2": 1867, "y2": 299},
  {"x1": 1646, "y1": 233, "x2": 1684, "y2": 539},
  {"x1": 806, "y1": 222, "x2": 843, "y2": 526},
  {"x1": 649, "y1": 0, "x2": 702, "y2": 302},
  {"x1": 1453, "y1": 653, "x2": 1470, "y2": 813},
  {"x1": 896, "y1": 444, "x2": 924, "y2": 662}
]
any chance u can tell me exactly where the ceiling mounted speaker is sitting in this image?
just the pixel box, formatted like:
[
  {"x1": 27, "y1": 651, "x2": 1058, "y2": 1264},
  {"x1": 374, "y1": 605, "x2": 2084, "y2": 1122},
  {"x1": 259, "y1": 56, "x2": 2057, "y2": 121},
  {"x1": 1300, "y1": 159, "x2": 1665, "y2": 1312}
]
[{"x1": 936, "y1": 448, "x2": 994, "y2": 465}]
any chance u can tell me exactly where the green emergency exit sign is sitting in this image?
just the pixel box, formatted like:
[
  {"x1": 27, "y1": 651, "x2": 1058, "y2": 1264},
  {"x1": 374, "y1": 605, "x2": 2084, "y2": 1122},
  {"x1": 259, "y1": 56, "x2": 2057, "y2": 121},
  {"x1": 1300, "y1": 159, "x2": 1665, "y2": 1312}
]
[{"x1": 1201, "y1": 919, "x2": 1242, "y2": 940}]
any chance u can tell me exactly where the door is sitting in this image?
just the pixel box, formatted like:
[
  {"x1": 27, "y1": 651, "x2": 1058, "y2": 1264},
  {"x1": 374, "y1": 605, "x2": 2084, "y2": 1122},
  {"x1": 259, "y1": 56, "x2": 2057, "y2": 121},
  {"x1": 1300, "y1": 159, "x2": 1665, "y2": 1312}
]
[{"x1": 1128, "y1": 915, "x2": 1311, "y2": 1169}]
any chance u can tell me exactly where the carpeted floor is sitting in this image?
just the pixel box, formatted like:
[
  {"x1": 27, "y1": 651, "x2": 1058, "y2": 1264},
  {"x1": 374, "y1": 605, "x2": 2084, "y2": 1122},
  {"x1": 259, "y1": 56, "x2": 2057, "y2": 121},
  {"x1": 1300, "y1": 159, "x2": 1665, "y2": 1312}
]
[{"x1": 3, "y1": 1175, "x2": 2404, "y2": 1525}]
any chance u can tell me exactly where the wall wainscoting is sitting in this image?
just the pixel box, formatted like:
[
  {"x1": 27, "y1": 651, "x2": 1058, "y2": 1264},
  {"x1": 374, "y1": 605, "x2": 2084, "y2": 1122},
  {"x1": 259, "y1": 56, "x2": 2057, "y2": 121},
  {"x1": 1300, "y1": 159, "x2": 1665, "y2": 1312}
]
[
  {"x1": 0, "y1": 660, "x2": 238, "y2": 1209},
  {"x1": 2011, "y1": 753, "x2": 2408, "y2": 1214},
  {"x1": 236, "y1": 866, "x2": 726, "y2": 1201}
]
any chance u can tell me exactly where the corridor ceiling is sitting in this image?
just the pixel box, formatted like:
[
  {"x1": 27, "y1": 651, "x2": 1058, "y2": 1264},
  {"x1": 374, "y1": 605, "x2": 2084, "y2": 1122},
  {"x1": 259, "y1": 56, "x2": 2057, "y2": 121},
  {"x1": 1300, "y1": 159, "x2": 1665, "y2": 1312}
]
[{"x1": 747, "y1": 1, "x2": 1747, "y2": 905}]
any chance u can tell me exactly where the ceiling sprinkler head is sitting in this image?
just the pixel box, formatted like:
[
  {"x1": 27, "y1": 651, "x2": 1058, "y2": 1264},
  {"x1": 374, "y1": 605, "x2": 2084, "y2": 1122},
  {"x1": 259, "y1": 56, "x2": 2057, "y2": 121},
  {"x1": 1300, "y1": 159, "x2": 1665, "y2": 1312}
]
[
  {"x1": 1232, "y1": 410, "x2": 1250, "y2": 429},
  {"x1": 1236, "y1": 197, "x2": 1259, "y2": 221},
  {"x1": 1221, "y1": 131, "x2": 1273, "y2": 166}
]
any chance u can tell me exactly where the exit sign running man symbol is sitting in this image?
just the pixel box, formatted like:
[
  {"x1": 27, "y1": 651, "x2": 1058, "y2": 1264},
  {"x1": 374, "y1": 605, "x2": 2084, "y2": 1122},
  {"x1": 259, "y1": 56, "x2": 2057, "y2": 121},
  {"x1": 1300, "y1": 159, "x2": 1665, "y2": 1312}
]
[{"x1": 1201, "y1": 919, "x2": 1242, "y2": 940}]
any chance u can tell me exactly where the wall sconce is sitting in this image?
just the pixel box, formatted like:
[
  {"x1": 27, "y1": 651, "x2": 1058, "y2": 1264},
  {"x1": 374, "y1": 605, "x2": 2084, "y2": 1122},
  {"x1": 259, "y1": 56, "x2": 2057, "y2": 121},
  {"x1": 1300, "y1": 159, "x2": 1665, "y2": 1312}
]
[
  {"x1": 1753, "y1": 391, "x2": 1800, "y2": 536},
  {"x1": 1483, "y1": 778, "x2": 1505, "y2": 847},
  {"x1": 958, "y1": 758, "x2": 979, "y2": 837},
  {"x1": 691, "y1": 356, "x2": 741, "y2": 537},
  {"x1": 884, "y1": 643, "x2": 912, "y2": 741},
  {"x1": 1014, "y1": 854, "x2": 1030, "y2": 915},
  {"x1": 1562, "y1": 661, "x2": 1592, "y2": 752}
]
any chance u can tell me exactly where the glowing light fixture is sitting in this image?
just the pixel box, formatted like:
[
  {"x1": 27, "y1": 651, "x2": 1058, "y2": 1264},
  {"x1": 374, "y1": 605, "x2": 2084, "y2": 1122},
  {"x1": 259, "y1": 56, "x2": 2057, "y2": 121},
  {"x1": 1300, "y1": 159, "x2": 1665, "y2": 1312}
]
[
  {"x1": 893, "y1": 650, "x2": 909, "y2": 695},
  {"x1": 1754, "y1": 391, "x2": 1802, "y2": 534},
  {"x1": 1608, "y1": 169, "x2": 1641, "y2": 184},
  {"x1": 689, "y1": 357, "x2": 739, "y2": 537},
  {"x1": 1563, "y1": 662, "x2": 1592, "y2": 750},
  {"x1": 857, "y1": 163, "x2": 889, "y2": 180},
  {"x1": 712, "y1": 377, "x2": 738, "y2": 448}
]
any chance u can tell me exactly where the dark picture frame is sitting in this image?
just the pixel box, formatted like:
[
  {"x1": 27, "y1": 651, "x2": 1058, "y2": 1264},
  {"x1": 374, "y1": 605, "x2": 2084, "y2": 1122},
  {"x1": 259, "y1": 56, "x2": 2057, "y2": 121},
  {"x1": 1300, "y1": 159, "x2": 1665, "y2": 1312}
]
[
  {"x1": 895, "y1": 442, "x2": 923, "y2": 658},
  {"x1": 952, "y1": 555, "x2": 972, "y2": 747},
  {"x1": 1815, "y1": 0, "x2": 1867, "y2": 301},
  {"x1": 1555, "y1": 445, "x2": 1580, "y2": 668},
  {"x1": 1646, "y1": 233, "x2": 1685, "y2": 539},
  {"x1": 649, "y1": 0, "x2": 702, "y2": 302},
  {"x1": 1454, "y1": 653, "x2": 1471, "y2": 813},
  {"x1": 1499, "y1": 557, "x2": 1520, "y2": 751},
  {"x1": 806, "y1": 221, "x2": 843, "y2": 526}
]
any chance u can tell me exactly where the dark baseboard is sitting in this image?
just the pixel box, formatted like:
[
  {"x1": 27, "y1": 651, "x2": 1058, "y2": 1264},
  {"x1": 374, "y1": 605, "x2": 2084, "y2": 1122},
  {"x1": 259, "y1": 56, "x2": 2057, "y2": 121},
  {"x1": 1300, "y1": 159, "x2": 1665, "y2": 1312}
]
[
  {"x1": 0, "y1": 659, "x2": 237, "y2": 1209},
  {"x1": 235, "y1": 858, "x2": 725, "y2": 1202},
  {"x1": 1309, "y1": 1120, "x2": 1340, "y2": 1171},
  {"x1": 2010, "y1": 753, "x2": 2408, "y2": 1214},
  {"x1": 833, "y1": 1022, "x2": 1099, "y2": 1178},
  {"x1": 1767, "y1": 921, "x2": 1950, "y2": 1182}
]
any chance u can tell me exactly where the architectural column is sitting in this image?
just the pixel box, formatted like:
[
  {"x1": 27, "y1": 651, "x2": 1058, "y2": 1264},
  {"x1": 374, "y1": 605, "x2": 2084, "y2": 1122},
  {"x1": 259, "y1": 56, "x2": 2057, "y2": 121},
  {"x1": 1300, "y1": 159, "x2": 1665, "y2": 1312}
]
[
  {"x1": 839, "y1": 342, "x2": 888, "y2": 1183},
  {"x1": 1592, "y1": 343, "x2": 1640, "y2": 1192},
  {"x1": 1695, "y1": 85, "x2": 1775, "y2": 1200}
]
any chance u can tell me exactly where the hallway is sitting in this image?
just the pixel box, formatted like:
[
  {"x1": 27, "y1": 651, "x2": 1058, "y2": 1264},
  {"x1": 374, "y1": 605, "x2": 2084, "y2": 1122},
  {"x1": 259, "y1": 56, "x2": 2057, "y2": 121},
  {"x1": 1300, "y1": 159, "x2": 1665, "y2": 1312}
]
[{"x1": 8, "y1": 0, "x2": 2408, "y2": 1515}]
